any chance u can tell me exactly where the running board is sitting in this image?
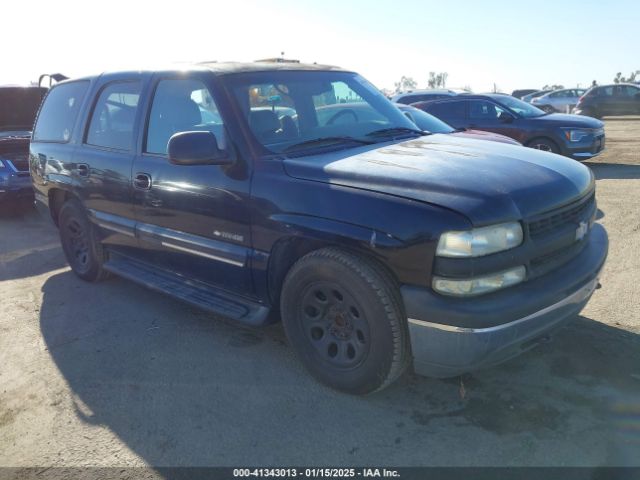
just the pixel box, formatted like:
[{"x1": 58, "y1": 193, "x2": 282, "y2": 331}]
[{"x1": 103, "y1": 254, "x2": 270, "y2": 327}]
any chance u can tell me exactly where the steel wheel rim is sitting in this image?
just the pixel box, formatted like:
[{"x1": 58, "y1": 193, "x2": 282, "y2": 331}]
[
  {"x1": 299, "y1": 281, "x2": 370, "y2": 369},
  {"x1": 64, "y1": 218, "x2": 90, "y2": 271}
]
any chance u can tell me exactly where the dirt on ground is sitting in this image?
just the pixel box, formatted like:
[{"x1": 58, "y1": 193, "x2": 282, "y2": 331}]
[{"x1": 0, "y1": 119, "x2": 639, "y2": 468}]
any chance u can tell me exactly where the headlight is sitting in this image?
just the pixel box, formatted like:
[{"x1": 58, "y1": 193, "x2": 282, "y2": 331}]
[
  {"x1": 433, "y1": 266, "x2": 526, "y2": 296},
  {"x1": 436, "y1": 222, "x2": 523, "y2": 257},
  {"x1": 564, "y1": 129, "x2": 590, "y2": 142}
]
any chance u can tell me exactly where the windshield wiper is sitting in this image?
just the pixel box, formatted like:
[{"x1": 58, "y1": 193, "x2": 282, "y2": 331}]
[
  {"x1": 283, "y1": 136, "x2": 375, "y2": 153},
  {"x1": 365, "y1": 127, "x2": 426, "y2": 138}
]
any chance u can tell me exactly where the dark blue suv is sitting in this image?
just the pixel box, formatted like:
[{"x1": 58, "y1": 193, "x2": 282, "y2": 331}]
[
  {"x1": 30, "y1": 63, "x2": 608, "y2": 394},
  {"x1": 415, "y1": 94, "x2": 606, "y2": 160}
]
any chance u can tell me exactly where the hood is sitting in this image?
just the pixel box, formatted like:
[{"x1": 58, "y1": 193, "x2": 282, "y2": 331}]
[
  {"x1": 451, "y1": 129, "x2": 521, "y2": 145},
  {"x1": 0, "y1": 87, "x2": 47, "y2": 131},
  {"x1": 283, "y1": 134, "x2": 594, "y2": 225},
  {"x1": 530, "y1": 113, "x2": 603, "y2": 129}
]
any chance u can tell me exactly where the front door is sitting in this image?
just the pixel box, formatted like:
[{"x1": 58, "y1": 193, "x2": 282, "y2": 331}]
[
  {"x1": 466, "y1": 99, "x2": 521, "y2": 142},
  {"x1": 131, "y1": 75, "x2": 253, "y2": 295}
]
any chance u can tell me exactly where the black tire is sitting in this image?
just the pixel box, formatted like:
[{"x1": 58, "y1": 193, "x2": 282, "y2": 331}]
[
  {"x1": 541, "y1": 105, "x2": 555, "y2": 113},
  {"x1": 527, "y1": 137, "x2": 560, "y2": 154},
  {"x1": 58, "y1": 199, "x2": 109, "y2": 282},
  {"x1": 280, "y1": 247, "x2": 410, "y2": 394}
]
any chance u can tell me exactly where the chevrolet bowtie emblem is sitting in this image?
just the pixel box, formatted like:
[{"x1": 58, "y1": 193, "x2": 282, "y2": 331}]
[{"x1": 575, "y1": 221, "x2": 589, "y2": 241}]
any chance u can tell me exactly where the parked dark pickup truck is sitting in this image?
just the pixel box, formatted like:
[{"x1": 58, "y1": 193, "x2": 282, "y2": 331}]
[{"x1": 31, "y1": 63, "x2": 608, "y2": 394}]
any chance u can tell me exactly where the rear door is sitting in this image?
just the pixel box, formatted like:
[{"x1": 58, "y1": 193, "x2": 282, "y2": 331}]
[
  {"x1": 131, "y1": 74, "x2": 253, "y2": 294},
  {"x1": 73, "y1": 78, "x2": 145, "y2": 255},
  {"x1": 424, "y1": 100, "x2": 467, "y2": 129},
  {"x1": 596, "y1": 86, "x2": 616, "y2": 116},
  {"x1": 621, "y1": 85, "x2": 640, "y2": 114}
]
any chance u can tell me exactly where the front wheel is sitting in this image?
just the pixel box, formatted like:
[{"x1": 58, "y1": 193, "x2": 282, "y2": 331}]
[
  {"x1": 58, "y1": 199, "x2": 109, "y2": 282},
  {"x1": 528, "y1": 137, "x2": 560, "y2": 154},
  {"x1": 280, "y1": 248, "x2": 410, "y2": 394}
]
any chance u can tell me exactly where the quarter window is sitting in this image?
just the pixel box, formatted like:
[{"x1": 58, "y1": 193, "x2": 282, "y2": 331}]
[
  {"x1": 146, "y1": 79, "x2": 224, "y2": 155},
  {"x1": 33, "y1": 81, "x2": 89, "y2": 143},
  {"x1": 86, "y1": 82, "x2": 141, "y2": 151}
]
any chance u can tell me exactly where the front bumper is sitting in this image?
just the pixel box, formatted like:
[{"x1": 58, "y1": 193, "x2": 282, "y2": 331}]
[
  {"x1": 404, "y1": 223, "x2": 608, "y2": 378},
  {"x1": 0, "y1": 170, "x2": 33, "y2": 201},
  {"x1": 562, "y1": 133, "x2": 606, "y2": 160}
]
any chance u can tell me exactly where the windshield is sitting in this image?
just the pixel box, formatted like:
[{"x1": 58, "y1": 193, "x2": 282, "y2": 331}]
[
  {"x1": 226, "y1": 71, "x2": 419, "y2": 155},
  {"x1": 399, "y1": 105, "x2": 454, "y2": 133},
  {"x1": 497, "y1": 96, "x2": 546, "y2": 118}
]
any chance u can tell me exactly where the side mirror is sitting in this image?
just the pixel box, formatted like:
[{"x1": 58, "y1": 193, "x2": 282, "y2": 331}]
[
  {"x1": 498, "y1": 112, "x2": 515, "y2": 123},
  {"x1": 168, "y1": 131, "x2": 231, "y2": 166}
]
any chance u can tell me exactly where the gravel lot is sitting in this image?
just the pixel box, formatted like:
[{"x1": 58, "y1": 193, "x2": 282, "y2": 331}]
[{"x1": 1, "y1": 119, "x2": 639, "y2": 468}]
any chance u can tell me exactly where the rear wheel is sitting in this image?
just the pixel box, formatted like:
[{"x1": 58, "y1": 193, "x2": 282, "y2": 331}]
[
  {"x1": 541, "y1": 105, "x2": 555, "y2": 113},
  {"x1": 280, "y1": 248, "x2": 410, "y2": 394},
  {"x1": 528, "y1": 137, "x2": 560, "y2": 154},
  {"x1": 58, "y1": 199, "x2": 109, "y2": 282}
]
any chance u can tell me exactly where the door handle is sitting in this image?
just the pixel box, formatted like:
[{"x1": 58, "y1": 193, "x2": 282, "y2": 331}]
[
  {"x1": 134, "y1": 173, "x2": 152, "y2": 190},
  {"x1": 76, "y1": 163, "x2": 90, "y2": 177}
]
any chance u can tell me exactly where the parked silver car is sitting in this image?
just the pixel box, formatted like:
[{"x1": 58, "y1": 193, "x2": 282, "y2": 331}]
[
  {"x1": 521, "y1": 90, "x2": 551, "y2": 103},
  {"x1": 531, "y1": 88, "x2": 586, "y2": 113}
]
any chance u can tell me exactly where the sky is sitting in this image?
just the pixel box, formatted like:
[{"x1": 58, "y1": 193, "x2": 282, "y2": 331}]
[{"x1": 3, "y1": 0, "x2": 639, "y2": 93}]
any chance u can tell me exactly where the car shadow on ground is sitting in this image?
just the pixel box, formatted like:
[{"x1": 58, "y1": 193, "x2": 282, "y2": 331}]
[
  {"x1": 38, "y1": 271, "x2": 640, "y2": 467},
  {"x1": 585, "y1": 162, "x2": 640, "y2": 180}
]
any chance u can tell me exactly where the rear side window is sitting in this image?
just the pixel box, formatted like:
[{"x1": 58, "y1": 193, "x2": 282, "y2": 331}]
[
  {"x1": 426, "y1": 101, "x2": 467, "y2": 122},
  {"x1": 86, "y1": 82, "x2": 142, "y2": 151},
  {"x1": 33, "y1": 81, "x2": 89, "y2": 142}
]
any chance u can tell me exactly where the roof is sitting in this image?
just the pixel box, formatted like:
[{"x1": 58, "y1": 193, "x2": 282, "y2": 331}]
[
  {"x1": 198, "y1": 61, "x2": 348, "y2": 75},
  {"x1": 593, "y1": 83, "x2": 640, "y2": 88},
  {"x1": 62, "y1": 61, "x2": 350, "y2": 83},
  {"x1": 392, "y1": 89, "x2": 456, "y2": 96}
]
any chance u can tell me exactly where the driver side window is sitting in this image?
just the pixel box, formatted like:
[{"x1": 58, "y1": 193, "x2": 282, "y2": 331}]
[
  {"x1": 146, "y1": 79, "x2": 225, "y2": 155},
  {"x1": 468, "y1": 100, "x2": 503, "y2": 120}
]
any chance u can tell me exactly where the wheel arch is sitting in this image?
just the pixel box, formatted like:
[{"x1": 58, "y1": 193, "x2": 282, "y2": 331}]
[
  {"x1": 264, "y1": 217, "x2": 405, "y2": 313},
  {"x1": 48, "y1": 187, "x2": 80, "y2": 226},
  {"x1": 526, "y1": 135, "x2": 562, "y2": 153}
]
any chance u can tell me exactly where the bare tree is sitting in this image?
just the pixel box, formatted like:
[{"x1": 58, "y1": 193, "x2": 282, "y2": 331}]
[
  {"x1": 614, "y1": 71, "x2": 639, "y2": 83},
  {"x1": 394, "y1": 76, "x2": 418, "y2": 93},
  {"x1": 428, "y1": 72, "x2": 448, "y2": 89},
  {"x1": 542, "y1": 84, "x2": 564, "y2": 90}
]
